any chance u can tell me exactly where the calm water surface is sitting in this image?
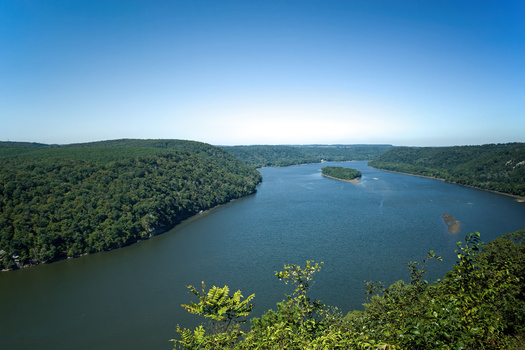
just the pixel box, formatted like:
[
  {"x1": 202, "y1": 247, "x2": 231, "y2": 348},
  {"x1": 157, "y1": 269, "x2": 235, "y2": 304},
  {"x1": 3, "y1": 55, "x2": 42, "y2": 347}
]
[{"x1": 1, "y1": 162, "x2": 524, "y2": 349}]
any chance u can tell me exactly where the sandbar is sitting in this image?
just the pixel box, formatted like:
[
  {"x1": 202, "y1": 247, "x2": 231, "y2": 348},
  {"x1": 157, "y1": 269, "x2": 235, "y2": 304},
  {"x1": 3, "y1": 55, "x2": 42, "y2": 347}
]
[
  {"x1": 322, "y1": 173, "x2": 361, "y2": 184},
  {"x1": 442, "y1": 214, "x2": 460, "y2": 234}
]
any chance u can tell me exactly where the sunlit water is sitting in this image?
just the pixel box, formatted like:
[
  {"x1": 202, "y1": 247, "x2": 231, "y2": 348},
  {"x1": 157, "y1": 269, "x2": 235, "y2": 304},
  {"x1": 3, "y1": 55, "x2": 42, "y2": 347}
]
[{"x1": 1, "y1": 162, "x2": 524, "y2": 349}]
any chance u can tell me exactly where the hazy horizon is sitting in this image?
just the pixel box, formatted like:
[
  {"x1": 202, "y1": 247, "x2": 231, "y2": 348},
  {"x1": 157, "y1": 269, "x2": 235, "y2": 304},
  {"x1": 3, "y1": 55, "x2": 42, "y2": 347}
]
[
  {"x1": 3, "y1": 137, "x2": 524, "y2": 149},
  {"x1": 2, "y1": 0, "x2": 524, "y2": 147}
]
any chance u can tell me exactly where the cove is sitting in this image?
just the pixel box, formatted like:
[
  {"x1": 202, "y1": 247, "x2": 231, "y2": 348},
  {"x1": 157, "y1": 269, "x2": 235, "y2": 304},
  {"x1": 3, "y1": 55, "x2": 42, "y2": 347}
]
[{"x1": 1, "y1": 161, "x2": 524, "y2": 350}]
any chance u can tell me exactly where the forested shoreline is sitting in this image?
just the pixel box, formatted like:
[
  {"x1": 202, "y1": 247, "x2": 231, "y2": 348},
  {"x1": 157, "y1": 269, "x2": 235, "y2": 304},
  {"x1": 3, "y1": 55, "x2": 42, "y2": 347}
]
[
  {"x1": 221, "y1": 144, "x2": 393, "y2": 168},
  {"x1": 369, "y1": 143, "x2": 525, "y2": 198},
  {"x1": 0, "y1": 139, "x2": 262, "y2": 270}
]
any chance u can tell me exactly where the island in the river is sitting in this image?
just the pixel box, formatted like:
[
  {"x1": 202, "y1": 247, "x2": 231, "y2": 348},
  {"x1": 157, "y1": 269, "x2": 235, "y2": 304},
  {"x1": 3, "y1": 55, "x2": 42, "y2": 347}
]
[
  {"x1": 442, "y1": 214, "x2": 460, "y2": 234},
  {"x1": 321, "y1": 166, "x2": 362, "y2": 183}
]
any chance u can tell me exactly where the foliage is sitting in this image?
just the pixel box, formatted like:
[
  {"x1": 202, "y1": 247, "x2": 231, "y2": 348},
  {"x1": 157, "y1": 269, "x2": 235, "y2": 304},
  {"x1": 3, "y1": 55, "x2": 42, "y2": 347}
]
[
  {"x1": 368, "y1": 143, "x2": 525, "y2": 197},
  {"x1": 182, "y1": 282, "x2": 255, "y2": 332},
  {"x1": 241, "y1": 261, "x2": 326, "y2": 348},
  {"x1": 0, "y1": 140, "x2": 262, "y2": 270},
  {"x1": 321, "y1": 166, "x2": 362, "y2": 181},
  {"x1": 222, "y1": 145, "x2": 393, "y2": 168},
  {"x1": 172, "y1": 231, "x2": 525, "y2": 349},
  {"x1": 174, "y1": 260, "x2": 395, "y2": 349},
  {"x1": 275, "y1": 260, "x2": 324, "y2": 323},
  {"x1": 359, "y1": 231, "x2": 525, "y2": 349},
  {"x1": 171, "y1": 282, "x2": 255, "y2": 349}
]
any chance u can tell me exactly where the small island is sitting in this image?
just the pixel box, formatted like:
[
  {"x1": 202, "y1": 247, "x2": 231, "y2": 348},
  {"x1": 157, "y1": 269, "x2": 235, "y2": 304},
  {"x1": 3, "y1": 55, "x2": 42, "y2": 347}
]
[
  {"x1": 442, "y1": 214, "x2": 460, "y2": 234},
  {"x1": 321, "y1": 166, "x2": 362, "y2": 183}
]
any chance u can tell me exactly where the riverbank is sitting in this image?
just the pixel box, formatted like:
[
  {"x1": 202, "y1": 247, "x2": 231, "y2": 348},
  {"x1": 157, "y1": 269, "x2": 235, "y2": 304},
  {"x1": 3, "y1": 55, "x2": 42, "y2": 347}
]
[
  {"x1": 0, "y1": 195, "x2": 251, "y2": 272},
  {"x1": 321, "y1": 173, "x2": 361, "y2": 184},
  {"x1": 369, "y1": 165, "x2": 525, "y2": 203}
]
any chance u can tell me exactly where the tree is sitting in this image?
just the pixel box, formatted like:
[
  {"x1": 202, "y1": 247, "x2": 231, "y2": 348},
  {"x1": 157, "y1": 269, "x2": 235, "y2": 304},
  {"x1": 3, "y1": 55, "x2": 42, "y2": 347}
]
[{"x1": 171, "y1": 282, "x2": 255, "y2": 349}]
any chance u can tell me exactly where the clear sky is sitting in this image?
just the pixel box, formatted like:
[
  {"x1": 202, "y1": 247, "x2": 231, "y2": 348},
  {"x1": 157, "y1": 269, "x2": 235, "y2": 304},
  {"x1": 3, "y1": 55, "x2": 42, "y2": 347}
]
[{"x1": 1, "y1": 0, "x2": 524, "y2": 146}]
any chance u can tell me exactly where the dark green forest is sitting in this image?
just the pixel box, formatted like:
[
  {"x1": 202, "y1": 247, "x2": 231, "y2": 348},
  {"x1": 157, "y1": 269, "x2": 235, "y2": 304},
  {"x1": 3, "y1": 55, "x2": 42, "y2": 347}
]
[
  {"x1": 222, "y1": 145, "x2": 393, "y2": 168},
  {"x1": 173, "y1": 231, "x2": 525, "y2": 350},
  {"x1": 321, "y1": 166, "x2": 362, "y2": 181},
  {"x1": 0, "y1": 139, "x2": 262, "y2": 270},
  {"x1": 369, "y1": 143, "x2": 525, "y2": 197}
]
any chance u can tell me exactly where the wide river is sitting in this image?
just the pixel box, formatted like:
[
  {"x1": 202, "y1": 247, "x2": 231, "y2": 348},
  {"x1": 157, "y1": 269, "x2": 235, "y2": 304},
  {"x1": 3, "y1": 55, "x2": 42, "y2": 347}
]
[{"x1": 1, "y1": 161, "x2": 524, "y2": 349}]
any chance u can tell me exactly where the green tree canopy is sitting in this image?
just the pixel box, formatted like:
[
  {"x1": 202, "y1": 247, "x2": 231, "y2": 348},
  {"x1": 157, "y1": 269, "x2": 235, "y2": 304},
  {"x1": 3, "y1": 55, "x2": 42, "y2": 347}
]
[
  {"x1": 321, "y1": 166, "x2": 362, "y2": 181},
  {"x1": 0, "y1": 139, "x2": 262, "y2": 270},
  {"x1": 369, "y1": 143, "x2": 525, "y2": 197}
]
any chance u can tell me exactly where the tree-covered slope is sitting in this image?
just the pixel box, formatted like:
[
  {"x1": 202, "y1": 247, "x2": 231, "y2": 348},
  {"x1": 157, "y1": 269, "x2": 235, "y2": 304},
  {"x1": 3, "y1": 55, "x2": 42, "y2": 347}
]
[
  {"x1": 369, "y1": 143, "x2": 525, "y2": 197},
  {"x1": 0, "y1": 141, "x2": 51, "y2": 157},
  {"x1": 0, "y1": 140, "x2": 262, "y2": 270},
  {"x1": 222, "y1": 144, "x2": 393, "y2": 168}
]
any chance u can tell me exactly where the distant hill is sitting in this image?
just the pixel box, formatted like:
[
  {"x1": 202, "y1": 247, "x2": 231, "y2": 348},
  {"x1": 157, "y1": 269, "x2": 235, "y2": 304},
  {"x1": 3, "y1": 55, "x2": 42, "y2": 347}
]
[
  {"x1": 0, "y1": 141, "x2": 51, "y2": 157},
  {"x1": 0, "y1": 139, "x2": 262, "y2": 270},
  {"x1": 369, "y1": 143, "x2": 525, "y2": 197},
  {"x1": 222, "y1": 144, "x2": 393, "y2": 167}
]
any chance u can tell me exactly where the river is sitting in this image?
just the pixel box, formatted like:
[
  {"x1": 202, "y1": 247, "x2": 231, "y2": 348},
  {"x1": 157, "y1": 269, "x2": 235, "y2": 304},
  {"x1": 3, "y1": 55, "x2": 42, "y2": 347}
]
[{"x1": 1, "y1": 161, "x2": 524, "y2": 349}]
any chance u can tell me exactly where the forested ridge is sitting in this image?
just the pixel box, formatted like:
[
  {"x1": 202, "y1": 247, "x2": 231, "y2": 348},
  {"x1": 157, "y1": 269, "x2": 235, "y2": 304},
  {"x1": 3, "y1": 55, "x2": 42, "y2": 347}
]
[
  {"x1": 369, "y1": 143, "x2": 525, "y2": 197},
  {"x1": 0, "y1": 139, "x2": 262, "y2": 270},
  {"x1": 222, "y1": 144, "x2": 393, "y2": 168}
]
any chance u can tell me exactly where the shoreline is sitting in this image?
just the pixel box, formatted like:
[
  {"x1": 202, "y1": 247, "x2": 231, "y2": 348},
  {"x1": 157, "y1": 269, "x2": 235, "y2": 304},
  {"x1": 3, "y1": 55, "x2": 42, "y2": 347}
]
[
  {"x1": 369, "y1": 165, "x2": 525, "y2": 203},
  {"x1": 0, "y1": 195, "x2": 250, "y2": 272},
  {"x1": 256, "y1": 159, "x2": 363, "y2": 170},
  {"x1": 321, "y1": 173, "x2": 361, "y2": 184}
]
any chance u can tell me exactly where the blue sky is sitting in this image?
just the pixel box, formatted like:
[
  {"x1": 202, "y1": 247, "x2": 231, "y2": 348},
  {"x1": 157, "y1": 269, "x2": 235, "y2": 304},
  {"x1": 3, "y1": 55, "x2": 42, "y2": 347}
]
[{"x1": 1, "y1": 0, "x2": 524, "y2": 146}]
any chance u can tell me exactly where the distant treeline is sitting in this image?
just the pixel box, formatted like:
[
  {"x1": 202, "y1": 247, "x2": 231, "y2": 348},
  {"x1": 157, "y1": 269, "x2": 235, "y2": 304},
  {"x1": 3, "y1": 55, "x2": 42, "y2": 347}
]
[
  {"x1": 369, "y1": 143, "x2": 525, "y2": 197},
  {"x1": 321, "y1": 166, "x2": 362, "y2": 181},
  {"x1": 0, "y1": 139, "x2": 262, "y2": 270},
  {"x1": 221, "y1": 144, "x2": 393, "y2": 168}
]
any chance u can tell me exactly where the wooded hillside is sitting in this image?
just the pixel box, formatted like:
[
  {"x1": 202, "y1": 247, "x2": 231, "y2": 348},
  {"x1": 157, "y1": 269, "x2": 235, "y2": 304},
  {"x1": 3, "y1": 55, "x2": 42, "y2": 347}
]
[
  {"x1": 222, "y1": 144, "x2": 393, "y2": 168},
  {"x1": 0, "y1": 139, "x2": 262, "y2": 270},
  {"x1": 369, "y1": 143, "x2": 525, "y2": 197}
]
